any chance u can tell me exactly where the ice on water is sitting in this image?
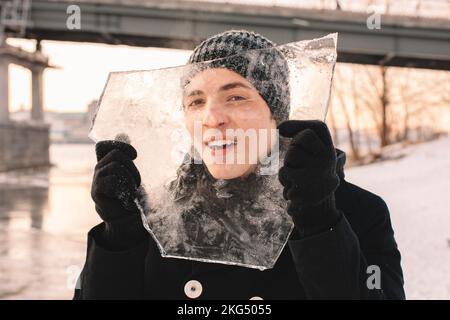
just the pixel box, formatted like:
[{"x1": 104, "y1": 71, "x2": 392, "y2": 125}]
[{"x1": 89, "y1": 33, "x2": 338, "y2": 270}]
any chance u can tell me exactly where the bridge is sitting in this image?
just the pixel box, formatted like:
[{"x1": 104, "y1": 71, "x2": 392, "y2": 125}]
[{"x1": 2, "y1": 0, "x2": 450, "y2": 70}]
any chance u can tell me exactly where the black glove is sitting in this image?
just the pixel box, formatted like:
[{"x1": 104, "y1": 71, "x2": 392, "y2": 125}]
[
  {"x1": 278, "y1": 120, "x2": 341, "y2": 238},
  {"x1": 91, "y1": 140, "x2": 146, "y2": 250}
]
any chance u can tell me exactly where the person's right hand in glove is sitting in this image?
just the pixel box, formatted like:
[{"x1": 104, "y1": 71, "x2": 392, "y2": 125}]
[
  {"x1": 91, "y1": 140, "x2": 147, "y2": 250},
  {"x1": 278, "y1": 120, "x2": 341, "y2": 238}
]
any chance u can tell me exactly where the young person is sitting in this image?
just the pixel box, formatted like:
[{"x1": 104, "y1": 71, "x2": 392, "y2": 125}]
[{"x1": 75, "y1": 30, "x2": 405, "y2": 300}]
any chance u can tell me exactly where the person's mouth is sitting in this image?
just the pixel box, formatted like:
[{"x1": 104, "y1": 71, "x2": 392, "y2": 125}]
[{"x1": 204, "y1": 138, "x2": 237, "y2": 156}]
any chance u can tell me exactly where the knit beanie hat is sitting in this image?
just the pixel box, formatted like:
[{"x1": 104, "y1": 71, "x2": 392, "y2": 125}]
[{"x1": 183, "y1": 29, "x2": 291, "y2": 123}]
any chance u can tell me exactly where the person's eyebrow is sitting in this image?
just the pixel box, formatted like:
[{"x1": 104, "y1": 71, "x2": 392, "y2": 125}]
[
  {"x1": 184, "y1": 81, "x2": 252, "y2": 98},
  {"x1": 219, "y1": 81, "x2": 253, "y2": 92},
  {"x1": 185, "y1": 89, "x2": 204, "y2": 98}
]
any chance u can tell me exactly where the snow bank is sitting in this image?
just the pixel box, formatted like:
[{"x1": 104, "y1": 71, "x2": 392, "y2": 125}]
[{"x1": 346, "y1": 137, "x2": 450, "y2": 299}]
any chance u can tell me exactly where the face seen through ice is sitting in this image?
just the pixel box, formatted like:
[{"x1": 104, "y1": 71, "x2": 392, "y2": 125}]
[{"x1": 183, "y1": 68, "x2": 277, "y2": 180}]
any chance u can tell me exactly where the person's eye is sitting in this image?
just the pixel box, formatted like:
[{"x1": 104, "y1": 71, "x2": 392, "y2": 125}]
[
  {"x1": 228, "y1": 95, "x2": 246, "y2": 102},
  {"x1": 188, "y1": 99, "x2": 205, "y2": 108}
]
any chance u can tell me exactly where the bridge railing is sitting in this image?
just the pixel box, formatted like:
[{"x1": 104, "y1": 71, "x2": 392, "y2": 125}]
[
  {"x1": 0, "y1": 0, "x2": 31, "y2": 44},
  {"x1": 188, "y1": 0, "x2": 450, "y2": 20}
]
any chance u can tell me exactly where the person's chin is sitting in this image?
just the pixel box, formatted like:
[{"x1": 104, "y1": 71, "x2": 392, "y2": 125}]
[{"x1": 207, "y1": 164, "x2": 255, "y2": 180}]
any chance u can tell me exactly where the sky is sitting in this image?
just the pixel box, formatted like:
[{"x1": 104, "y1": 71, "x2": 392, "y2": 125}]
[{"x1": 7, "y1": 38, "x2": 192, "y2": 113}]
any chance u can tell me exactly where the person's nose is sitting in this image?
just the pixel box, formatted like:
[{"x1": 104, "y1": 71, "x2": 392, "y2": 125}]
[{"x1": 202, "y1": 101, "x2": 228, "y2": 129}]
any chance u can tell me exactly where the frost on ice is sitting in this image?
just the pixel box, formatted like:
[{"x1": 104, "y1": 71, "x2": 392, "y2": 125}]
[{"x1": 89, "y1": 33, "x2": 338, "y2": 270}]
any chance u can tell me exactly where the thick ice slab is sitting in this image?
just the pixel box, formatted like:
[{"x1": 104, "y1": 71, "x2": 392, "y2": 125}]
[{"x1": 89, "y1": 33, "x2": 338, "y2": 270}]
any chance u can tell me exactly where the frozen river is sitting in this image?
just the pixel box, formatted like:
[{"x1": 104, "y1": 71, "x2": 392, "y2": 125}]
[
  {"x1": 0, "y1": 140, "x2": 449, "y2": 299},
  {"x1": 0, "y1": 144, "x2": 100, "y2": 299}
]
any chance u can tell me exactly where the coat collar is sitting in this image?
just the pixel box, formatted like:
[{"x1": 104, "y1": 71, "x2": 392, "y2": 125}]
[{"x1": 335, "y1": 148, "x2": 346, "y2": 180}]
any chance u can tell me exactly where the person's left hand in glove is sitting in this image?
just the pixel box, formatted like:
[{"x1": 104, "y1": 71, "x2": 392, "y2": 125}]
[{"x1": 278, "y1": 120, "x2": 341, "y2": 238}]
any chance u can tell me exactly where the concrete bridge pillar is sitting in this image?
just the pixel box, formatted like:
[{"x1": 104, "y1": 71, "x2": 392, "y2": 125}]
[
  {"x1": 31, "y1": 66, "x2": 44, "y2": 122},
  {"x1": 0, "y1": 41, "x2": 54, "y2": 171},
  {"x1": 0, "y1": 56, "x2": 9, "y2": 123}
]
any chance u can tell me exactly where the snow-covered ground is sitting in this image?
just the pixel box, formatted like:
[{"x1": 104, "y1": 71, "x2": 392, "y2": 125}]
[
  {"x1": 346, "y1": 137, "x2": 450, "y2": 299},
  {"x1": 0, "y1": 138, "x2": 449, "y2": 299}
]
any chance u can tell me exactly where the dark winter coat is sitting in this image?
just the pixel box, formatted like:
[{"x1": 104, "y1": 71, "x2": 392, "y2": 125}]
[{"x1": 74, "y1": 150, "x2": 405, "y2": 300}]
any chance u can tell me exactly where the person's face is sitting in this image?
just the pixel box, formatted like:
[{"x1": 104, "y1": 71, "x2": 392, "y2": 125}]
[{"x1": 183, "y1": 68, "x2": 277, "y2": 180}]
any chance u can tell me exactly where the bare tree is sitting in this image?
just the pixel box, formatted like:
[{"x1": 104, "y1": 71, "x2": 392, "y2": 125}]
[
  {"x1": 330, "y1": 62, "x2": 450, "y2": 164},
  {"x1": 333, "y1": 68, "x2": 361, "y2": 160},
  {"x1": 393, "y1": 68, "x2": 450, "y2": 142}
]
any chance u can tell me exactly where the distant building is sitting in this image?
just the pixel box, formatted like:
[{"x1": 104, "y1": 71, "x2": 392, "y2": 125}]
[{"x1": 10, "y1": 99, "x2": 98, "y2": 144}]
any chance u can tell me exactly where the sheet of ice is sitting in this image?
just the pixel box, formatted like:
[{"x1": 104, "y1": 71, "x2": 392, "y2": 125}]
[{"x1": 89, "y1": 33, "x2": 338, "y2": 270}]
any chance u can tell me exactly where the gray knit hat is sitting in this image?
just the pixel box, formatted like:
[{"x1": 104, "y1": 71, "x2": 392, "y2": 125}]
[{"x1": 183, "y1": 29, "x2": 290, "y2": 123}]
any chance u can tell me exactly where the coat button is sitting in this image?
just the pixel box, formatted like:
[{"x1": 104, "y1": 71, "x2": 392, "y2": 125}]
[
  {"x1": 250, "y1": 296, "x2": 263, "y2": 300},
  {"x1": 184, "y1": 280, "x2": 203, "y2": 299}
]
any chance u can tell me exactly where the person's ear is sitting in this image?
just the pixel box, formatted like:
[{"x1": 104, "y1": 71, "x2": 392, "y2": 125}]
[{"x1": 270, "y1": 118, "x2": 277, "y2": 129}]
